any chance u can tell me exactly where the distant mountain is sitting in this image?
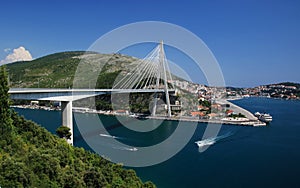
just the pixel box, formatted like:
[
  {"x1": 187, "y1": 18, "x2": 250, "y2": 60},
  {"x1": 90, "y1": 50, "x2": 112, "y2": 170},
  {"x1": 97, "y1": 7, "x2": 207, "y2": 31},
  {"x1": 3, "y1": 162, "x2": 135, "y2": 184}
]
[{"x1": 6, "y1": 51, "x2": 138, "y2": 88}]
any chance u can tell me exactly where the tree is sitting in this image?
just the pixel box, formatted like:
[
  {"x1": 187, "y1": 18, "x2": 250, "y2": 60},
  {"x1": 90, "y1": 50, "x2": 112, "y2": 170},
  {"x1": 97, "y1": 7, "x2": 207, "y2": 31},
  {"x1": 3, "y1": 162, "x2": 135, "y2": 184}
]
[
  {"x1": 83, "y1": 168, "x2": 107, "y2": 187},
  {"x1": 56, "y1": 126, "x2": 71, "y2": 140},
  {"x1": 0, "y1": 66, "x2": 13, "y2": 142}
]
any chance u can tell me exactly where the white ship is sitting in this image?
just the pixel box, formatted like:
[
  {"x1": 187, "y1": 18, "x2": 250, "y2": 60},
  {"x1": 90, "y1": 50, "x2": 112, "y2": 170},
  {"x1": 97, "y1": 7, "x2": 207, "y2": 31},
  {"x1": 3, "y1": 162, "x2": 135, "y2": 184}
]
[{"x1": 254, "y1": 112, "x2": 273, "y2": 123}]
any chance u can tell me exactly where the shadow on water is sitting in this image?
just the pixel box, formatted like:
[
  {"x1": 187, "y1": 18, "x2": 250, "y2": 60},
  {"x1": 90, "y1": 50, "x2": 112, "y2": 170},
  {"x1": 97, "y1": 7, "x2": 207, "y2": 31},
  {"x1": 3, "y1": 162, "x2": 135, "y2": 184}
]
[
  {"x1": 73, "y1": 115, "x2": 136, "y2": 141},
  {"x1": 73, "y1": 114, "x2": 178, "y2": 147}
]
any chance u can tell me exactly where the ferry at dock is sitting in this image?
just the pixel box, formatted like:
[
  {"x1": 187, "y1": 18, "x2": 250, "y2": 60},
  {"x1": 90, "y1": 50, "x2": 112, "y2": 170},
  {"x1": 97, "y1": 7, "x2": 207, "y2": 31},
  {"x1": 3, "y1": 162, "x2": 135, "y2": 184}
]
[{"x1": 254, "y1": 112, "x2": 273, "y2": 123}]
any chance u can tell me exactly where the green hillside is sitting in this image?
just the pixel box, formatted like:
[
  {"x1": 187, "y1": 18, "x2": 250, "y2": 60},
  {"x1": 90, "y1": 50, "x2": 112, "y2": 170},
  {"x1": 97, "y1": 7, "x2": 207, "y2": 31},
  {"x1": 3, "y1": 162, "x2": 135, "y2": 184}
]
[
  {"x1": 1, "y1": 112, "x2": 155, "y2": 187},
  {"x1": 7, "y1": 51, "x2": 138, "y2": 89}
]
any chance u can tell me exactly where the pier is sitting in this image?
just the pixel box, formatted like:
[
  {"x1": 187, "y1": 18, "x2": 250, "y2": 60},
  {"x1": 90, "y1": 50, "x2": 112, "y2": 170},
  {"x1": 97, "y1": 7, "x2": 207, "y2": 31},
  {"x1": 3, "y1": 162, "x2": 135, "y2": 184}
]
[{"x1": 216, "y1": 99, "x2": 258, "y2": 120}]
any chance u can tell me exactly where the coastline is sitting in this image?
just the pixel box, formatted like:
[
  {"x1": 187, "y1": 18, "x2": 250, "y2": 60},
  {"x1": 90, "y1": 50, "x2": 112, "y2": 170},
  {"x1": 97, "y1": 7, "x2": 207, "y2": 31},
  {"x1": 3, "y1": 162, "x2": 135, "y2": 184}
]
[{"x1": 11, "y1": 100, "x2": 266, "y2": 127}]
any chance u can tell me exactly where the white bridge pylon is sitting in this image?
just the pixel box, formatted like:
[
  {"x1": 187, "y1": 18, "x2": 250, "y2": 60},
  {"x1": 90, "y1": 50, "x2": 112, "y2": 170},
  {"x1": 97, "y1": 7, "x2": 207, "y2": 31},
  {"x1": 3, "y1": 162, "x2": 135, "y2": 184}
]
[{"x1": 113, "y1": 41, "x2": 174, "y2": 117}]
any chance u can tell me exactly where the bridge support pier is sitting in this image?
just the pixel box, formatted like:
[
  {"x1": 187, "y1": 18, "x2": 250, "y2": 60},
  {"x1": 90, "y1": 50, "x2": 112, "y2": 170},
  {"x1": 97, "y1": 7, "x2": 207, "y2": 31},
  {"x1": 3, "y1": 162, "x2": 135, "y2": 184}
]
[
  {"x1": 152, "y1": 93, "x2": 158, "y2": 116},
  {"x1": 61, "y1": 101, "x2": 73, "y2": 145},
  {"x1": 164, "y1": 92, "x2": 172, "y2": 117}
]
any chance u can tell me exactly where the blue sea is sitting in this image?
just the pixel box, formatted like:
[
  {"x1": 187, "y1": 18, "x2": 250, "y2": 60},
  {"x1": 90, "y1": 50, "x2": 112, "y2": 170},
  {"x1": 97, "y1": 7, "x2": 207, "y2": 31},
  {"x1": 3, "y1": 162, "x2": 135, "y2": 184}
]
[{"x1": 14, "y1": 97, "x2": 300, "y2": 188}]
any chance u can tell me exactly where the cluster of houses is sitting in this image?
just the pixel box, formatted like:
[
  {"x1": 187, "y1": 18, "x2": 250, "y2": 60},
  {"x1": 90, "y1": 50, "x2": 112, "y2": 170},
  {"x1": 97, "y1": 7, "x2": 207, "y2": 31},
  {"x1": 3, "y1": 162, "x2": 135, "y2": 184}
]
[
  {"x1": 172, "y1": 80, "x2": 247, "y2": 119},
  {"x1": 189, "y1": 103, "x2": 233, "y2": 119}
]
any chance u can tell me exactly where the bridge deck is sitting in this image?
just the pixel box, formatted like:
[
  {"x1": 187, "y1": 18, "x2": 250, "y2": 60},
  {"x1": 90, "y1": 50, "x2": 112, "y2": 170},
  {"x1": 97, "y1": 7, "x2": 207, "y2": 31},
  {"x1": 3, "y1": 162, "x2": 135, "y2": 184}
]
[{"x1": 9, "y1": 88, "x2": 175, "y2": 101}]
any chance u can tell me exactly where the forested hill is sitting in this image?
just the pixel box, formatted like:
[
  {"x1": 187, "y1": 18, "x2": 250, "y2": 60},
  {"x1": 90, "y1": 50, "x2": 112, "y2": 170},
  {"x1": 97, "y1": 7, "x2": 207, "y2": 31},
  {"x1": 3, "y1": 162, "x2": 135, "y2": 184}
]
[
  {"x1": 0, "y1": 112, "x2": 155, "y2": 187},
  {"x1": 0, "y1": 66, "x2": 155, "y2": 187},
  {"x1": 6, "y1": 51, "x2": 138, "y2": 88}
]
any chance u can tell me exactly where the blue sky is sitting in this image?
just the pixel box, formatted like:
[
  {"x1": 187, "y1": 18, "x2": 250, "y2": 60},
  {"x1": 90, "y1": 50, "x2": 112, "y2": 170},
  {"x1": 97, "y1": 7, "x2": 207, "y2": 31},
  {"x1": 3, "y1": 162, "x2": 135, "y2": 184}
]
[{"x1": 0, "y1": 0, "x2": 299, "y2": 87}]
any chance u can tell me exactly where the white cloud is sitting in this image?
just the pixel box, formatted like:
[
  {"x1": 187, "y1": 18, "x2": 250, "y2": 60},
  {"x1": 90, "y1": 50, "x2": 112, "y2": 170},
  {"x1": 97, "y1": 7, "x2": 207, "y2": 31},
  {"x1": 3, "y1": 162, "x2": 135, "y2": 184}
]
[{"x1": 0, "y1": 46, "x2": 33, "y2": 65}]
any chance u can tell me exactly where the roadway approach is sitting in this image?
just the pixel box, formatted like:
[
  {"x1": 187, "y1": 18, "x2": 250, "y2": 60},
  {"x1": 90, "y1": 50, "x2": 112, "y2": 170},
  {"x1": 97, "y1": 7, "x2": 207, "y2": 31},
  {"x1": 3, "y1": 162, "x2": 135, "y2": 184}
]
[{"x1": 9, "y1": 88, "x2": 174, "y2": 145}]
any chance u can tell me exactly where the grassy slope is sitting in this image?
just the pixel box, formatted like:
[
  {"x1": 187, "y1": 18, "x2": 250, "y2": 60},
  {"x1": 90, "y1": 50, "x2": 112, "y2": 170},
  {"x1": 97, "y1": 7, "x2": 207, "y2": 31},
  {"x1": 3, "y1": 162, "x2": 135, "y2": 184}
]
[
  {"x1": 7, "y1": 51, "x2": 184, "y2": 89},
  {"x1": 7, "y1": 51, "x2": 137, "y2": 89}
]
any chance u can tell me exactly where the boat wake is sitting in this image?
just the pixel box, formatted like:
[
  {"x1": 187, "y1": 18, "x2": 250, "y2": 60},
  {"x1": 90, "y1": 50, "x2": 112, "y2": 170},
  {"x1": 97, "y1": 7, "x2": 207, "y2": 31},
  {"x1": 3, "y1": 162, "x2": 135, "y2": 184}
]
[
  {"x1": 99, "y1": 134, "x2": 137, "y2": 151},
  {"x1": 195, "y1": 131, "x2": 234, "y2": 148},
  {"x1": 112, "y1": 146, "x2": 138, "y2": 152},
  {"x1": 99, "y1": 133, "x2": 118, "y2": 139}
]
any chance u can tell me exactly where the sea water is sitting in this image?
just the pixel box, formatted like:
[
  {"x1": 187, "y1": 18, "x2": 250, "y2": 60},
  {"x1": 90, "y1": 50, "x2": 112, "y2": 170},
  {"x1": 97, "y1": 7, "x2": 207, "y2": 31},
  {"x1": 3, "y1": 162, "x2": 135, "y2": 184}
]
[{"x1": 14, "y1": 97, "x2": 300, "y2": 187}]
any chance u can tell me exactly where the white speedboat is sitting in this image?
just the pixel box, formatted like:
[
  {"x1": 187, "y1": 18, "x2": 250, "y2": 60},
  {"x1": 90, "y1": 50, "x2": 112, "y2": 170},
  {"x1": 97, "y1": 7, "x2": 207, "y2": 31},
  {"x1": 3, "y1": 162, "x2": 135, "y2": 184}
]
[
  {"x1": 195, "y1": 131, "x2": 234, "y2": 148},
  {"x1": 195, "y1": 139, "x2": 216, "y2": 147}
]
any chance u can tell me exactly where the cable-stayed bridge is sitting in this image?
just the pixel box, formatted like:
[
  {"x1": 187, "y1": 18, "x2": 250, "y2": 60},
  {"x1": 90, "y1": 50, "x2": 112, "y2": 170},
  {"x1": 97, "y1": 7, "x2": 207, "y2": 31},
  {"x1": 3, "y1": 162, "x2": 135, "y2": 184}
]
[{"x1": 8, "y1": 41, "x2": 176, "y2": 145}]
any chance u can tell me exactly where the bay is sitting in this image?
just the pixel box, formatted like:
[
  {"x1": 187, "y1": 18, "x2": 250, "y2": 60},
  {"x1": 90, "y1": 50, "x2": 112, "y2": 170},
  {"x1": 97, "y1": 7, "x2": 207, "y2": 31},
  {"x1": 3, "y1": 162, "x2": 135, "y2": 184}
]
[{"x1": 14, "y1": 97, "x2": 300, "y2": 187}]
